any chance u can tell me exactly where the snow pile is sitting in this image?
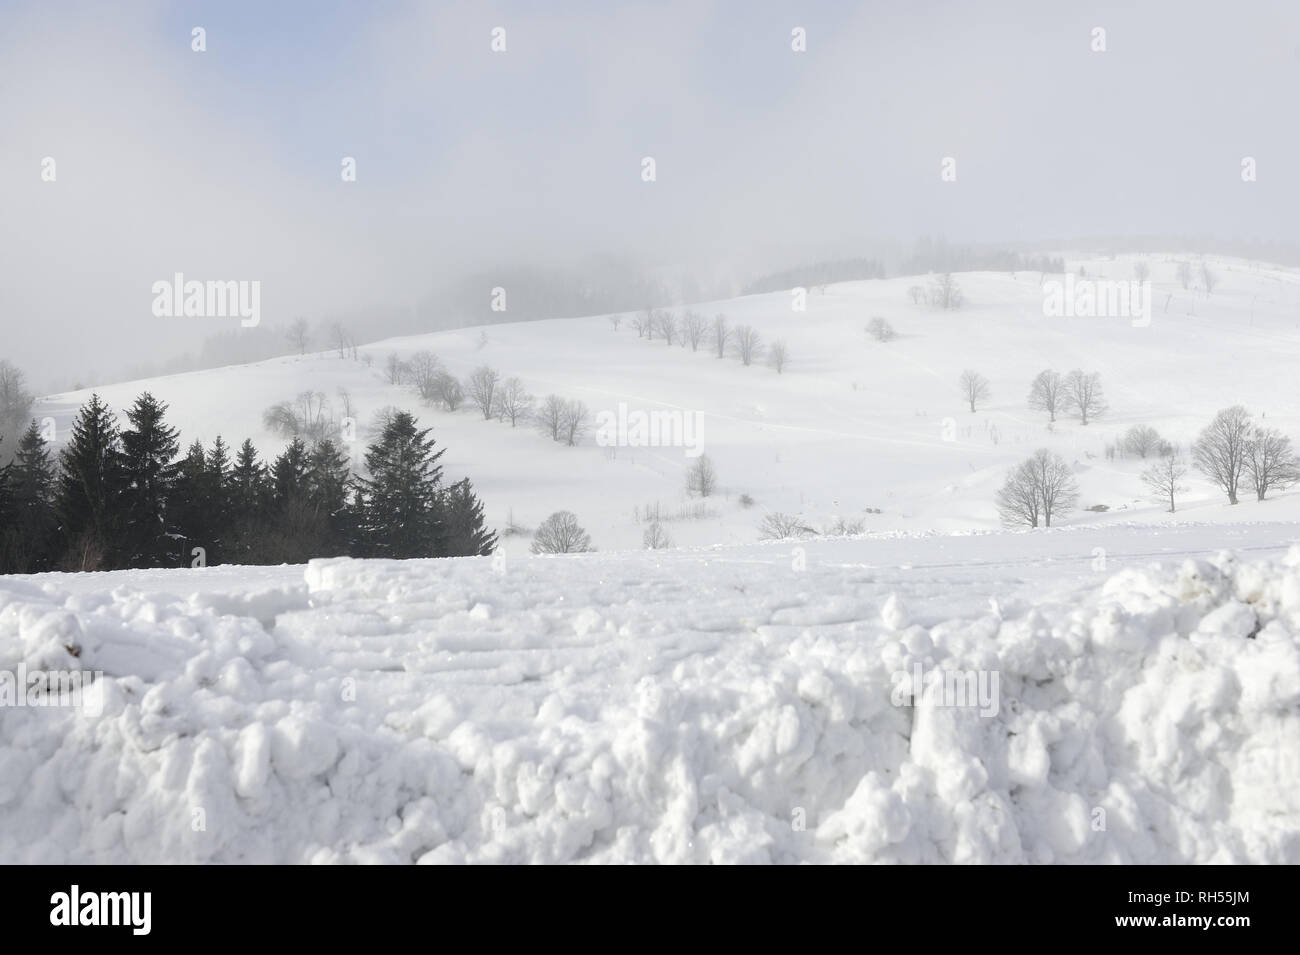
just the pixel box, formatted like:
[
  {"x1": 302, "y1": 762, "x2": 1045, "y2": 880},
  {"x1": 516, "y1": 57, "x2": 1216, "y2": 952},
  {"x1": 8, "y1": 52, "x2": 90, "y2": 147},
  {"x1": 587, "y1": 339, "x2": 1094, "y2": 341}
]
[{"x1": 1, "y1": 540, "x2": 1298, "y2": 863}]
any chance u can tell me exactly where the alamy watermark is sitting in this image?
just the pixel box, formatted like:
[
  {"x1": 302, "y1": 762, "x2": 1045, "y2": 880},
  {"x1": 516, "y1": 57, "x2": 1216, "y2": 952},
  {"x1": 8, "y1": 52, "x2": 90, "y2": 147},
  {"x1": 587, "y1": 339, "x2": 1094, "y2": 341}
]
[
  {"x1": 151, "y1": 273, "x2": 261, "y2": 327},
  {"x1": 1042, "y1": 274, "x2": 1150, "y2": 327},
  {"x1": 1, "y1": 664, "x2": 104, "y2": 717},
  {"x1": 890, "y1": 663, "x2": 1000, "y2": 717},
  {"x1": 595, "y1": 402, "x2": 704, "y2": 457}
]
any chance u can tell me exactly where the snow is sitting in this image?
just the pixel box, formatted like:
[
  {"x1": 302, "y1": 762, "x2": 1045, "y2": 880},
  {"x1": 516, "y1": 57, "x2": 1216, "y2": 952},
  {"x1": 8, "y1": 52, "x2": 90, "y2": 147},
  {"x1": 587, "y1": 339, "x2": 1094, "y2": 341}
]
[
  {"x1": 31, "y1": 254, "x2": 1300, "y2": 554},
  {"x1": 8, "y1": 254, "x2": 1300, "y2": 862},
  {"x1": 2, "y1": 527, "x2": 1298, "y2": 863}
]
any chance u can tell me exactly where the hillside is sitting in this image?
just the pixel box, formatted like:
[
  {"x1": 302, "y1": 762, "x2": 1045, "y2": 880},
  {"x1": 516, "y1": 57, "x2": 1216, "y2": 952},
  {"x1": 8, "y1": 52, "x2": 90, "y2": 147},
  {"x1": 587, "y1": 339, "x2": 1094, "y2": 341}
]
[{"x1": 32, "y1": 253, "x2": 1300, "y2": 554}]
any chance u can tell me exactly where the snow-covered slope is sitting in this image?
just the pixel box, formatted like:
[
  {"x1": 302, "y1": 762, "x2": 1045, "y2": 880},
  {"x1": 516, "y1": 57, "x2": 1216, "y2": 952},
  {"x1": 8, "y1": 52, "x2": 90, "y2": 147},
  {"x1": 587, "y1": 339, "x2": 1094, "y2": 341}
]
[
  {"x1": 3, "y1": 527, "x2": 1299, "y2": 863},
  {"x1": 32, "y1": 253, "x2": 1300, "y2": 553}
]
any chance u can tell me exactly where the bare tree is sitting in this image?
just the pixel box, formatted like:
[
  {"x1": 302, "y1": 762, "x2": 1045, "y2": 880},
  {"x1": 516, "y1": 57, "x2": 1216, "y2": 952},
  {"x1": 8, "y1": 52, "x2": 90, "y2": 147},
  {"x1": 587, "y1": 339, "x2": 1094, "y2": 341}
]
[
  {"x1": 1142, "y1": 452, "x2": 1188, "y2": 513},
  {"x1": 959, "y1": 369, "x2": 991, "y2": 413},
  {"x1": 285, "y1": 317, "x2": 311, "y2": 355},
  {"x1": 643, "y1": 520, "x2": 673, "y2": 550},
  {"x1": 262, "y1": 390, "x2": 334, "y2": 441},
  {"x1": 1133, "y1": 261, "x2": 1151, "y2": 283},
  {"x1": 758, "y1": 512, "x2": 816, "y2": 540},
  {"x1": 633, "y1": 309, "x2": 653, "y2": 339},
  {"x1": 0, "y1": 360, "x2": 35, "y2": 451},
  {"x1": 654, "y1": 309, "x2": 679, "y2": 347},
  {"x1": 907, "y1": 285, "x2": 924, "y2": 305},
  {"x1": 384, "y1": 352, "x2": 407, "y2": 385},
  {"x1": 1121, "y1": 425, "x2": 1164, "y2": 459},
  {"x1": 682, "y1": 310, "x2": 708, "y2": 351},
  {"x1": 496, "y1": 377, "x2": 533, "y2": 427},
  {"x1": 1064, "y1": 370, "x2": 1107, "y2": 425},
  {"x1": 712, "y1": 314, "x2": 730, "y2": 358},
  {"x1": 537, "y1": 394, "x2": 566, "y2": 441},
  {"x1": 866, "y1": 317, "x2": 895, "y2": 342},
  {"x1": 996, "y1": 449, "x2": 1079, "y2": 528},
  {"x1": 560, "y1": 399, "x2": 590, "y2": 446},
  {"x1": 686, "y1": 454, "x2": 718, "y2": 497},
  {"x1": 1201, "y1": 262, "x2": 1218, "y2": 295},
  {"x1": 1176, "y1": 261, "x2": 1193, "y2": 290},
  {"x1": 330, "y1": 322, "x2": 352, "y2": 359},
  {"x1": 1192, "y1": 405, "x2": 1252, "y2": 504},
  {"x1": 929, "y1": 272, "x2": 963, "y2": 310},
  {"x1": 767, "y1": 340, "x2": 789, "y2": 374},
  {"x1": 406, "y1": 351, "x2": 443, "y2": 403},
  {"x1": 1026, "y1": 369, "x2": 1068, "y2": 422},
  {"x1": 608, "y1": 314, "x2": 623, "y2": 332},
  {"x1": 1245, "y1": 426, "x2": 1300, "y2": 501},
  {"x1": 467, "y1": 365, "x2": 501, "y2": 420},
  {"x1": 432, "y1": 371, "x2": 464, "y2": 411},
  {"x1": 336, "y1": 386, "x2": 354, "y2": 421},
  {"x1": 531, "y1": 511, "x2": 593, "y2": 554},
  {"x1": 732, "y1": 324, "x2": 762, "y2": 366}
]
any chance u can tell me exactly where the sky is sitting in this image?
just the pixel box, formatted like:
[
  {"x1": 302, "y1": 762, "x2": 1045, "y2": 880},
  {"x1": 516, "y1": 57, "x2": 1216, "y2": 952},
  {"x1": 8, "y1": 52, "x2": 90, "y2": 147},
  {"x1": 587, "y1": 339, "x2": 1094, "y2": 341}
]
[{"x1": 2, "y1": 0, "x2": 1297, "y2": 390}]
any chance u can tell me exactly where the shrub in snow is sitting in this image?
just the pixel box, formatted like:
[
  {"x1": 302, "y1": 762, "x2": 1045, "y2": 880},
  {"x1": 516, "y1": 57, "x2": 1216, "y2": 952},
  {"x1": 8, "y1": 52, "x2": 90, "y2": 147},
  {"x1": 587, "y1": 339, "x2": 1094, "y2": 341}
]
[
  {"x1": 642, "y1": 520, "x2": 673, "y2": 550},
  {"x1": 866, "y1": 317, "x2": 895, "y2": 342},
  {"x1": 685, "y1": 455, "x2": 717, "y2": 497},
  {"x1": 531, "y1": 511, "x2": 593, "y2": 554},
  {"x1": 758, "y1": 512, "x2": 815, "y2": 540}
]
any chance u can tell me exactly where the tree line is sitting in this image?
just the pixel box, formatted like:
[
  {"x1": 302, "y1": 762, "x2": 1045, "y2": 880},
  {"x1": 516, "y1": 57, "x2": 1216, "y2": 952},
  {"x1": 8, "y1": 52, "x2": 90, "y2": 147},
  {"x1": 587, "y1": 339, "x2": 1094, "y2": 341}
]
[
  {"x1": 0, "y1": 393, "x2": 495, "y2": 574},
  {"x1": 995, "y1": 406, "x2": 1300, "y2": 527}
]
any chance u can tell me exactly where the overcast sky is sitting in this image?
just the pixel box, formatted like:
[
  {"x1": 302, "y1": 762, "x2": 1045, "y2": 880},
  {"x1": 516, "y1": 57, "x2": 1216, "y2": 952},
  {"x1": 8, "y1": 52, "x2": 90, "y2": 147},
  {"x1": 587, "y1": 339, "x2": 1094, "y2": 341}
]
[{"x1": 2, "y1": 0, "x2": 1296, "y2": 390}]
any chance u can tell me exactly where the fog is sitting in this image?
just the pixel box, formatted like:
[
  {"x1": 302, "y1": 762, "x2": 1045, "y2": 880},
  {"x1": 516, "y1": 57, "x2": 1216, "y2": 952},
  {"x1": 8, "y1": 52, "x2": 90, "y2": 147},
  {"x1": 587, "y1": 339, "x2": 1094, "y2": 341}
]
[{"x1": 2, "y1": 0, "x2": 1296, "y2": 391}]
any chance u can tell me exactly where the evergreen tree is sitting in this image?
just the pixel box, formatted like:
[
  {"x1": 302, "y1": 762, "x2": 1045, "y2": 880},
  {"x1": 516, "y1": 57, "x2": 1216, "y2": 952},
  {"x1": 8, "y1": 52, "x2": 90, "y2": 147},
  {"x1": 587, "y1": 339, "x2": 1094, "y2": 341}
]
[
  {"x1": 118, "y1": 393, "x2": 181, "y2": 567},
  {"x1": 354, "y1": 412, "x2": 445, "y2": 558},
  {"x1": 437, "y1": 477, "x2": 497, "y2": 557},
  {"x1": 54, "y1": 394, "x2": 124, "y2": 570},
  {"x1": 205, "y1": 436, "x2": 233, "y2": 561},
  {"x1": 171, "y1": 439, "x2": 210, "y2": 566},
  {"x1": 271, "y1": 438, "x2": 310, "y2": 509},
  {"x1": 263, "y1": 438, "x2": 325, "y2": 563},
  {"x1": 227, "y1": 439, "x2": 269, "y2": 563},
  {"x1": 306, "y1": 439, "x2": 354, "y2": 555},
  {"x1": 0, "y1": 439, "x2": 13, "y2": 571},
  {"x1": 0, "y1": 422, "x2": 58, "y2": 572}
]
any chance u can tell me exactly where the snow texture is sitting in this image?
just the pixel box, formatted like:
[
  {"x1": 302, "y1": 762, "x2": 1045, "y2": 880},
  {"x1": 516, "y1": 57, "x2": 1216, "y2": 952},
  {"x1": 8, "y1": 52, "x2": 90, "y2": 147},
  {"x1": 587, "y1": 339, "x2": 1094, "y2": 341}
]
[{"x1": 2, "y1": 533, "x2": 1298, "y2": 863}]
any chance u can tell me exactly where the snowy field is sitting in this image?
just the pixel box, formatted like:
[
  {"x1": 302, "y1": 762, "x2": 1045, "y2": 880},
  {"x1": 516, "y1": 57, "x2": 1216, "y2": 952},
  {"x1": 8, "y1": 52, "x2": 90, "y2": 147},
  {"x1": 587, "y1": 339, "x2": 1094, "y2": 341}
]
[
  {"x1": 32, "y1": 254, "x2": 1300, "y2": 553},
  {"x1": 3, "y1": 523, "x2": 1299, "y2": 863}
]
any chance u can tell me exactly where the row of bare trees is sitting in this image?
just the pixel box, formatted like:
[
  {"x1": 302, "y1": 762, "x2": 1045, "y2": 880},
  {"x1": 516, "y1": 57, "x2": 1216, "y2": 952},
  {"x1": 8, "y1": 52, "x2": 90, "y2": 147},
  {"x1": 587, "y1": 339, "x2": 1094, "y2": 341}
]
[
  {"x1": 388, "y1": 352, "x2": 592, "y2": 447},
  {"x1": 958, "y1": 368, "x2": 1109, "y2": 422},
  {"x1": 625, "y1": 309, "x2": 788, "y2": 373},
  {"x1": 997, "y1": 406, "x2": 1300, "y2": 527}
]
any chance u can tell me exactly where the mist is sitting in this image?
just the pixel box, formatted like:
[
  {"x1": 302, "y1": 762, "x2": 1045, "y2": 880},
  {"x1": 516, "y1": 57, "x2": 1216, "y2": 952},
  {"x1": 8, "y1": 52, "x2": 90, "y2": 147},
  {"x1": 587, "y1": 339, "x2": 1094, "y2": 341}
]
[{"x1": 2, "y1": 0, "x2": 1297, "y2": 391}]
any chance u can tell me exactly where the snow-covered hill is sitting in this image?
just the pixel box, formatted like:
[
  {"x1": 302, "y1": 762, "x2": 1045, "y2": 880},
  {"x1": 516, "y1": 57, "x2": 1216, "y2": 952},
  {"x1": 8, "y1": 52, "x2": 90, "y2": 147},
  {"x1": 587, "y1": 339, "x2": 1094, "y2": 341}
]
[
  {"x1": 3, "y1": 527, "x2": 1299, "y2": 863},
  {"x1": 33, "y1": 253, "x2": 1300, "y2": 553}
]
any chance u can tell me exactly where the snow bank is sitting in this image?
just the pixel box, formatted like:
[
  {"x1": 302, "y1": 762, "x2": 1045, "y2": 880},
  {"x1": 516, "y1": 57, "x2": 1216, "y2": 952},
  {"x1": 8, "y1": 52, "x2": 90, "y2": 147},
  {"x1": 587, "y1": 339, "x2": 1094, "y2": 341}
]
[{"x1": 2, "y1": 541, "x2": 1298, "y2": 863}]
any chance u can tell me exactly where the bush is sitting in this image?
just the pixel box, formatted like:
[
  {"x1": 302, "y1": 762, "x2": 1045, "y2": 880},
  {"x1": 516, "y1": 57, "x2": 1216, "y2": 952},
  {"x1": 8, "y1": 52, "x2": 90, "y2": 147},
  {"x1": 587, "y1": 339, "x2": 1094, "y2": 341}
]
[
  {"x1": 531, "y1": 511, "x2": 593, "y2": 554},
  {"x1": 866, "y1": 317, "x2": 896, "y2": 342},
  {"x1": 757, "y1": 512, "x2": 816, "y2": 540},
  {"x1": 642, "y1": 520, "x2": 673, "y2": 550},
  {"x1": 823, "y1": 516, "x2": 866, "y2": 536}
]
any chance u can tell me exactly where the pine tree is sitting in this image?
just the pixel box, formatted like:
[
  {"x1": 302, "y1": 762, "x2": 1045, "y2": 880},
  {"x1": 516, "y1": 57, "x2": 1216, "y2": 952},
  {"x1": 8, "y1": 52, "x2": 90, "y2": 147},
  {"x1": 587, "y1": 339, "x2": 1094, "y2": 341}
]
[
  {"x1": 54, "y1": 394, "x2": 124, "y2": 570},
  {"x1": 262, "y1": 438, "x2": 323, "y2": 563},
  {"x1": 438, "y1": 477, "x2": 497, "y2": 557},
  {"x1": 306, "y1": 439, "x2": 354, "y2": 555},
  {"x1": 354, "y1": 412, "x2": 445, "y2": 558},
  {"x1": 0, "y1": 422, "x2": 58, "y2": 572},
  {"x1": 226, "y1": 439, "x2": 269, "y2": 563},
  {"x1": 171, "y1": 440, "x2": 210, "y2": 566},
  {"x1": 0, "y1": 440, "x2": 13, "y2": 572},
  {"x1": 118, "y1": 393, "x2": 181, "y2": 567},
  {"x1": 271, "y1": 438, "x2": 310, "y2": 509},
  {"x1": 205, "y1": 436, "x2": 233, "y2": 561}
]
